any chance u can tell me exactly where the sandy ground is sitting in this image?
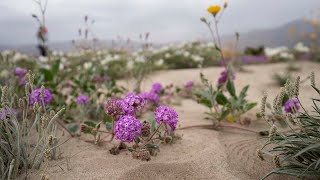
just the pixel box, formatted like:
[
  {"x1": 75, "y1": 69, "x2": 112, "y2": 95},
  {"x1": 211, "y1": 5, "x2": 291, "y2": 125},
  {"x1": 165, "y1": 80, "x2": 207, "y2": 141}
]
[{"x1": 27, "y1": 62, "x2": 320, "y2": 180}]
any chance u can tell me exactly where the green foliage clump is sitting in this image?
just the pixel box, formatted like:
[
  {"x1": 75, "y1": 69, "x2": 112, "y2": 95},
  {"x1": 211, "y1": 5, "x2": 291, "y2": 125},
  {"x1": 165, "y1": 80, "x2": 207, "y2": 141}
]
[
  {"x1": 259, "y1": 73, "x2": 320, "y2": 179},
  {"x1": 194, "y1": 65, "x2": 256, "y2": 125},
  {"x1": 0, "y1": 73, "x2": 64, "y2": 179}
]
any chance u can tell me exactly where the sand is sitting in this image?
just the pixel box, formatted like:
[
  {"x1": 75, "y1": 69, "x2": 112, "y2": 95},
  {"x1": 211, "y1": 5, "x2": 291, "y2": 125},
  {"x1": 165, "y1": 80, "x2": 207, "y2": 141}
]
[{"x1": 27, "y1": 62, "x2": 320, "y2": 180}]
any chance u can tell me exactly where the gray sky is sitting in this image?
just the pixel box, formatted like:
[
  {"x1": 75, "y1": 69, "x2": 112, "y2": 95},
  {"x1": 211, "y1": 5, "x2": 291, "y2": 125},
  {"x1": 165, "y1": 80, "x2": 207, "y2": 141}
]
[{"x1": 0, "y1": 0, "x2": 319, "y2": 45}]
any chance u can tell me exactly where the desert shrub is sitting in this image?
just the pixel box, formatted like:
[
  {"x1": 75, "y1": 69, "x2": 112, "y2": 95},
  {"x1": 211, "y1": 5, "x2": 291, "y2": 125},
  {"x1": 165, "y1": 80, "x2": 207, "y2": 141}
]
[
  {"x1": 195, "y1": 65, "x2": 256, "y2": 125},
  {"x1": 244, "y1": 46, "x2": 265, "y2": 56},
  {"x1": 0, "y1": 73, "x2": 65, "y2": 179},
  {"x1": 195, "y1": 3, "x2": 256, "y2": 126},
  {"x1": 258, "y1": 73, "x2": 320, "y2": 179},
  {"x1": 272, "y1": 73, "x2": 292, "y2": 87}
]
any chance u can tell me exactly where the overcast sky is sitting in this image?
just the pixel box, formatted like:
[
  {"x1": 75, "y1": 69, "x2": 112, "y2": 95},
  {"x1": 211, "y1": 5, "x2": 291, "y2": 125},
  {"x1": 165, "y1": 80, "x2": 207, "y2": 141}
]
[{"x1": 0, "y1": 0, "x2": 319, "y2": 45}]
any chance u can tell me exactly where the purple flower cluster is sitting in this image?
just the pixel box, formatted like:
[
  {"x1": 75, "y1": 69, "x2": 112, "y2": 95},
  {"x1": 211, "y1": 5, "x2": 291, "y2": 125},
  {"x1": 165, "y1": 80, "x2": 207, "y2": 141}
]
[
  {"x1": 104, "y1": 99, "x2": 124, "y2": 117},
  {"x1": 184, "y1": 81, "x2": 194, "y2": 88},
  {"x1": 14, "y1": 68, "x2": 27, "y2": 77},
  {"x1": 0, "y1": 108, "x2": 17, "y2": 120},
  {"x1": 217, "y1": 69, "x2": 235, "y2": 85},
  {"x1": 241, "y1": 55, "x2": 268, "y2": 64},
  {"x1": 14, "y1": 68, "x2": 28, "y2": 86},
  {"x1": 114, "y1": 115, "x2": 142, "y2": 142},
  {"x1": 123, "y1": 93, "x2": 146, "y2": 111},
  {"x1": 140, "y1": 92, "x2": 160, "y2": 104},
  {"x1": 154, "y1": 106, "x2": 178, "y2": 130},
  {"x1": 150, "y1": 83, "x2": 163, "y2": 94},
  {"x1": 284, "y1": 98, "x2": 300, "y2": 113},
  {"x1": 104, "y1": 93, "x2": 146, "y2": 117},
  {"x1": 76, "y1": 95, "x2": 90, "y2": 105},
  {"x1": 29, "y1": 88, "x2": 53, "y2": 105},
  {"x1": 139, "y1": 83, "x2": 163, "y2": 105}
]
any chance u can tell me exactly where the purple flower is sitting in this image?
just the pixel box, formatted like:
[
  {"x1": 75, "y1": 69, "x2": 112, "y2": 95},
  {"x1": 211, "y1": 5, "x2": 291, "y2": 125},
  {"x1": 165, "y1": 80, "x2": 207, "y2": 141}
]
[
  {"x1": 14, "y1": 68, "x2": 28, "y2": 77},
  {"x1": 29, "y1": 88, "x2": 53, "y2": 105},
  {"x1": 76, "y1": 95, "x2": 90, "y2": 105},
  {"x1": 184, "y1": 81, "x2": 194, "y2": 88},
  {"x1": 123, "y1": 93, "x2": 146, "y2": 111},
  {"x1": 150, "y1": 83, "x2": 162, "y2": 94},
  {"x1": 241, "y1": 55, "x2": 268, "y2": 64},
  {"x1": 0, "y1": 108, "x2": 17, "y2": 120},
  {"x1": 18, "y1": 77, "x2": 26, "y2": 86},
  {"x1": 140, "y1": 92, "x2": 160, "y2": 104},
  {"x1": 114, "y1": 115, "x2": 142, "y2": 142},
  {"x1": 284, "y1": 98, "x2": 300, "y2": 113},
  {"x1": 104, "y1": 99, "x2": 124, "y2": 117},
  {"x1": 154, "y1": 106, "x2": 178, "y2": 130},
  {"x1": 118, "y1": 99, "x2": 135, "y2": 116},
  {"x1": 14, "y1": 68, "x2": 28, "y2": 86},
  {"x1": 217, "y1": 69, "x2": 235, "y2": 85}
]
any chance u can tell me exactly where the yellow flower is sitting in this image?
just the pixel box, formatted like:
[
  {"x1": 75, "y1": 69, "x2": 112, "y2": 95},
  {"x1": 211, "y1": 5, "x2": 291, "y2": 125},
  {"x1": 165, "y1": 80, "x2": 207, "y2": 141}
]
[
  {"x1": 227, "y1": 116, "x2": 235, "y2": 123},
  {"x1": 309, "y1": 33, "x2": 317, "y2": 40},
  {"x1": 207, "y1": 5, "x2": 221, "y2": 15}
]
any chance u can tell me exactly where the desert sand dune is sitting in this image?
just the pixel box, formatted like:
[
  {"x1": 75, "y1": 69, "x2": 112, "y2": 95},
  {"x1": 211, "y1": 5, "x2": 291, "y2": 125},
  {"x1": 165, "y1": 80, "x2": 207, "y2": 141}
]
[{"x1": 27, "y1": 62, "x2": 319, "y2": 180}]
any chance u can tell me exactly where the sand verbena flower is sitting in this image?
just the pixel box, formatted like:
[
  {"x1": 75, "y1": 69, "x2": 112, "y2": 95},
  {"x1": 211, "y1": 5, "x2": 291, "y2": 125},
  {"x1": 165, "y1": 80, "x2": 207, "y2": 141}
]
[
  {"x1": 104, "y1": 99, "x2": 124, "y2": 117},
  {"x1": 114, "y1": 115, "x2": 142, "y2": 142},
  {"x1": 76, "y1": 95, "x2": 90, "y2": 105},
  {"x1": 154, "y1": 106, "x2": 178, "y2": 130},
  {"x1": 29, "y1": 87, "x2": 53, "y2": 105}
]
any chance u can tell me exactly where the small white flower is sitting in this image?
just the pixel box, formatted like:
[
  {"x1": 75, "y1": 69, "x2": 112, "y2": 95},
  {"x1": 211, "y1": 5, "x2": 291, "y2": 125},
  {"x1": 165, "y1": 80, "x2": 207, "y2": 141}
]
[
  {"x1": 0, "y1": 70, "x2": 9, "y2": 78},
  {"x1": 155, "y1": 59, "x2": 164, "y2": 66},
  {"x1": 127, "y1": 61, "x2": 134, "y2": 70},
  {"x1": 83, "y1": 62, "x2": 93, "y2": 70},
  {"x1": 265, "y1": 46, "x2": 289, "y2": 57},
  {"x1": 164, "y1": 53, "x2": 171, "y2": 59},
  {"x1": 113, "y1": 54, "x2": 120, "y2": 60},
  {"x1": 294, "y1": 42, "x2": 309, "y2": 53},
  {"x1": 61, "y1": 57, "x2": 67, "y2": 64},
  {"x1": 135, "y1": 56, "x2": 145, "y2": 63},
  {"x1": 39, "y1": 56, "x2": 48, "y2": 63},
  {"x1": 191, "y1": 55, "x2": 204, "y2": 62},
  {"x1": 183, "y1": 51, "x2": 190, "y2": 58},
  {"x1": 59, "y1": 63, "x2": 64, "y2": 70},
  {"x1": 279, "y1": 52, "x2": 294, "y2": 60},
  {"x1": 1, "y1": 50, "x2": 11, "y2": 57}
]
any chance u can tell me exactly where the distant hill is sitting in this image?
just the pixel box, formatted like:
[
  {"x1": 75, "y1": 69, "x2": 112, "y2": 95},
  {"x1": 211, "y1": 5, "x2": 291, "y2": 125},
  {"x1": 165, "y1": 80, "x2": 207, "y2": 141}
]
[
  {"x1": 0, "y1": 19, "x2": 317, "y2": 54},
  {"x1": 223, "y1": 19, "x2": 316, "y2": 50}
]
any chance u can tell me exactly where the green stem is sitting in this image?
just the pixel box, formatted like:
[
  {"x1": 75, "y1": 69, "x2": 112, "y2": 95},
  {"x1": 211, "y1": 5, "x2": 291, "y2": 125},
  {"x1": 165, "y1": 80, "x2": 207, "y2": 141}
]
[{"x1": 141, "y1": 122, "x2": 163, "y2": 148}]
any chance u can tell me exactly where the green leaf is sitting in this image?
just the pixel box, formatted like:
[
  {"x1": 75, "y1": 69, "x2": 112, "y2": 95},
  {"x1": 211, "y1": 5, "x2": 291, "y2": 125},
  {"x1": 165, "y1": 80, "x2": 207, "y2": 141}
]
[
  {"x1": 145, "y1": 143, "x2": 159, "y2": 149},
  {"x1": 243, "y1": 102, "x2": 257, "y2": 112},
  {"x1": 134, "y1": 138, "x2": 140, "y2": 144},
  {"x1": 66, "y1": 123, "x2": 79, "y2": 133},
  {"x1": 226, "y1": 79, "x2": 236, "y2": 98},
  {"x1": 84, "y1": 121, "x2": 96, "y2": 128},
  {"x1": 105, "y1": 122, "x2": 113, "y2": 131},
  {"x1": 312, "y1": 85, "x2": 320, "y2": 95},
  {"x1": 39, "y1": 68, "x2": 53, "y2": 81},
  {"x1": 51, "y1": 59, "x2": 61, "y2": 75},
  {"x1": 195, "y1": 91, "x2": 213, "y2": 108},
  {"x1": 219, "y1": 108, "x2": 230, "y2": 121},
  {"x1": 294, "y1": 144, "x2": 320, "y2": 158},
  {"x1": 147, "y1": 113, "x2": 157, "y2": 132},
  {"x1": 215, "y1": 92, "x2": 228, "y2": 105},
  {"x1": 239, "y1": 85, "x2": 249, "y2": 100},
  {"x1": 226, "y1": 65, "x2": 236, "y2": 97}
]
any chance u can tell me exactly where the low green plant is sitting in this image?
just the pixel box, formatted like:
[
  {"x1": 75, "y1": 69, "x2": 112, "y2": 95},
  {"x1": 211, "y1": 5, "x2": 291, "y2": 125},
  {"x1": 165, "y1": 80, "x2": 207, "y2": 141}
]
[
  {"x1": 258, "y1": 72, "x2": 320, "y2": 179},
  {"x1": 195, "y1": 65, "x2": 256, "y2": 125},
  {"x1": 0, "y1": 72, "x2": 65, "y2": 179},
  {"x1": 272, "y1": 73, "x2": 292, "y2": 87}
]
